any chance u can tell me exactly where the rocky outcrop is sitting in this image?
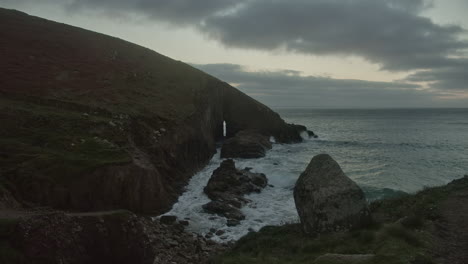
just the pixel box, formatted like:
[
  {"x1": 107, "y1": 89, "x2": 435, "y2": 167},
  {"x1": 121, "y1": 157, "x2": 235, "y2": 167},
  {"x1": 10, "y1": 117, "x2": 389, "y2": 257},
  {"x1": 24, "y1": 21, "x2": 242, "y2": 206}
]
[
  {"x1": 0, "y1": 8, "x2": 305, "y2": 214},
  {"x1": 221, "y1": 130, "x2": 272, "y2": 159},
  {"x1": 293, "y1": 154, "x2": 371, "y2": 235},
  {"x1": 222, "y1": 86, "x2": 305, "y2": 143},
  {"x1": 0, "y1": 185, "x2": 21, "y2": 210},
  {"x1": 307, "y1": 130, "x2": 318, "y2": 138},
  {"x1": 202, "y1": 160, "x2": 267, "y2": 224},
  {"x1": 3, "y1": 210, "x2": 226, "y2": 264}
]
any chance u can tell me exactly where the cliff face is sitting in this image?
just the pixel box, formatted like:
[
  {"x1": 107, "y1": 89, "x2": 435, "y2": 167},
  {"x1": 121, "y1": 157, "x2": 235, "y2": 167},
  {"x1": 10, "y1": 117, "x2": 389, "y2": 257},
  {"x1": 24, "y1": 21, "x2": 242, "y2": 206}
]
[
  {"x1": 0, "y1": 8, "x2": 303, "y2": 214},
  {"x1": 0, "y1": 210, "x2": 225, "y2": 264}
]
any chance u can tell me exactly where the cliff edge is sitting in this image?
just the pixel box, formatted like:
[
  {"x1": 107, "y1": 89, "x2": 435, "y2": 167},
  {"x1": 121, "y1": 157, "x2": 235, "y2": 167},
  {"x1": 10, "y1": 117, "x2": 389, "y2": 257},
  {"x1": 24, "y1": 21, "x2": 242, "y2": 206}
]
[{"x1": 0, "y1": 8, "x2": 304, "y2": 214}]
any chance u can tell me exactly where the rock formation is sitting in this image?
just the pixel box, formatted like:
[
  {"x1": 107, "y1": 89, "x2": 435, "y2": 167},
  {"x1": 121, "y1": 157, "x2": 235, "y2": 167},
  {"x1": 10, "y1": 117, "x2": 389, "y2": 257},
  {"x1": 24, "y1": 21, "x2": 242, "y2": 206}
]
[
  {"x1": 0, "y1": 8, "x2": 305, "y2": 214},
  {"x1": 1, "y1": 210, "x2": 225, "y2": 264},
  {"x1": 293, "y1": 154, "x2": 371, "y2": 235},
  {"x1": 203, "y1": 160, "x2": 267, "y2": 224},
  {"x1": 220, "y1": 130, "x2": 272, "y2": 159}
]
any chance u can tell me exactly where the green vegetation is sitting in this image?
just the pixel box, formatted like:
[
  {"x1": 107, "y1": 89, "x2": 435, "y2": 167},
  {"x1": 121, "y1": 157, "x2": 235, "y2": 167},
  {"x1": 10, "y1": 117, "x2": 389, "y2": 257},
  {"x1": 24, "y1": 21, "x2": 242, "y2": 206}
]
[
  {"x1": 0, "y1": 96, "x2": 132, "y2": 184},
  {"x1": 213, "y1": 177, "x2": 468, "y2": 264},
  {"x1": 214, "y1": 222, "x2": 432, "y2": 264}
]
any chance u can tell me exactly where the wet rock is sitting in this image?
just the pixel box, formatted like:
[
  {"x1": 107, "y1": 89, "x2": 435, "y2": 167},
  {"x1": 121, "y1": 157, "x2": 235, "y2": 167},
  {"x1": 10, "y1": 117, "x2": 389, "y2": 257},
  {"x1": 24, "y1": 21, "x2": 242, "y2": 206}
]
[
  {"x1": 204, "y1": 160, "x2": 267, "y2": 201},
  {"x1": 294, "y1": 154, "x2": 371, "y2": 235},
  {"x1": 202, "y1": 159, "x2": 267, "y2": 222},
  {"x1": 226, "y1": 219, "x2": 240, "y2": 227},
  {"x1": 221, "y1": 130, "x2": 272, "y2": 159},
  {"x1": 179, "y1": 220, "x2": 189, "y2": 226},
  {"x1": 160, "y1": 215, "x2": 177, "y2": 225},
  {"x1": 307, "y1": 130, "x2": 318, "y2": 138},
  {"x1": 202, "y1": 201, "x2": 245, "y2": 221},
  {"x1": 215, "y1": 230, "x2": 225, "y2": 236}
]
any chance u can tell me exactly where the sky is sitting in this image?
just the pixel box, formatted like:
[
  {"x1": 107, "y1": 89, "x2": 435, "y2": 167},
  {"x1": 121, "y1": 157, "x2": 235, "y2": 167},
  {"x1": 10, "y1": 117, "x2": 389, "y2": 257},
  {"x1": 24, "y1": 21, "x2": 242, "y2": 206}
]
[{"x1": 1, "y1": 0, "x2": 467, "y2": 108}]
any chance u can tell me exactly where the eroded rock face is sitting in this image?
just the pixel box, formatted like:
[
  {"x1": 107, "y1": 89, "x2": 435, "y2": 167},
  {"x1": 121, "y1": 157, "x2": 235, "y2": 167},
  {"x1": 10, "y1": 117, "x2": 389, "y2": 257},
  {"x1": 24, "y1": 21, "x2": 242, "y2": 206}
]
[
  {"x1": 0, "y1": 8, "x2": 304, "y2": 215},
  {"x1": 221, "y1": 130, "x2": 272, "y2": 159},
  {"x1": 203, "y1": 159, "x2": 267, "y2": 224},
  {"x1": 293, "y1": 154, "x2": 371, "y2": 235},
  {"x1": 9, "y1": 210, "x2": 226, "y2": 264}
]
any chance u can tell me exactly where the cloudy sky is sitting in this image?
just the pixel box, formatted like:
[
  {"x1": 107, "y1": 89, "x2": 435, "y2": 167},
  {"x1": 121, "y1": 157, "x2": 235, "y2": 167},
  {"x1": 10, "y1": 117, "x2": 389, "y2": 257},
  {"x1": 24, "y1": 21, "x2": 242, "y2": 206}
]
[{"x1": 1, "y1": 0, "x2": 467, "y2": 108}]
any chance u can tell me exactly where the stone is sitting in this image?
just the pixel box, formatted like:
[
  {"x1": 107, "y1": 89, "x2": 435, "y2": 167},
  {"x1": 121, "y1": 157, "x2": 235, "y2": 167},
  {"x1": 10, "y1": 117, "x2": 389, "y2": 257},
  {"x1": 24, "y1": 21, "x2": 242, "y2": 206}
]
[
  {"x1": 179, "y1": 220, "x2": 189, "y2": 226},
  {"x1": 221, "y1": 130, "x2": 272, "y2": 159},
  {"x1": 226, "y1": 219, "x2": 240, "y2": 227},
  {"x1": 202, "y1": 201, "x2": 245, "y2": 221},
  {"x1": 293, "y1": 154, "x2": 371, "y2": 235},
  {"x1": 307, "y1": 130, "x2": 318, "y2": 138},
  {"x1": 160, "y1": 215, "x2": 177, "y2": 225},
  {"x1": 204, "y1": 160, "x2": 267, "y2": 201},
  {"x1": 202, "y1": 159, "x2": 267, "y2": 221},
  {"x1": 215, "y1": 230, "x2": 225, "y2": 236}
]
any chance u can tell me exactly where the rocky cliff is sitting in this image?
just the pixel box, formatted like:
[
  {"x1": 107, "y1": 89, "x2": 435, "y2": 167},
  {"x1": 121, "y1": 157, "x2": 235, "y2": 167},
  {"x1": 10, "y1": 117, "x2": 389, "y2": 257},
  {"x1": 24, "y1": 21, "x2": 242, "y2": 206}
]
[{"x1": 0, "y1": 8, "x2": 305, "y2": 214}]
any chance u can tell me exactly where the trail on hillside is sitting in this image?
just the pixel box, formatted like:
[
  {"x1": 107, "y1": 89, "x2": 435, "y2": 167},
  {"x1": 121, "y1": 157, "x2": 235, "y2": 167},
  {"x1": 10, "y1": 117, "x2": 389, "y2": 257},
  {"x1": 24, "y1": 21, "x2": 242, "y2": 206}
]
[{"x1": 433, "y1": 183, "x2": 468, "y2": 264}]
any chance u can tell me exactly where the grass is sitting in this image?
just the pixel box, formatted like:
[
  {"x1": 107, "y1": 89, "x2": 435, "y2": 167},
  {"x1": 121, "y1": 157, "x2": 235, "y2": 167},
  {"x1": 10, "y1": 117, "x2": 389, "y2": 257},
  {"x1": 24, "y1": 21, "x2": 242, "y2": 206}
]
[
  {"x1": 0, "y1": 96, "x2": 132, "y2": 184},
  {"x1": 214, "y1": 222, "x2": 432, "y2": 264},
  {"x1": 212, "y1": 177, "x2": 468, "y2": 264}
]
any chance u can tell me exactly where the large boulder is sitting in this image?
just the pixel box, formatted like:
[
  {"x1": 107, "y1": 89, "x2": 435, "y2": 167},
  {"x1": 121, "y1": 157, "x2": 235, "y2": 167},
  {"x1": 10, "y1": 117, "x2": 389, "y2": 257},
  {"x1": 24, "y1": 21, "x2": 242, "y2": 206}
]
[
  {"x1": 221, "y1": 130, "x2": 272, "y2": 159},
  {"x1": 293, "y1": 154, "x2": 371, "y2": 235},
  {"x1": 202, "y1": 159, "x2": 267, "y2": 224}
]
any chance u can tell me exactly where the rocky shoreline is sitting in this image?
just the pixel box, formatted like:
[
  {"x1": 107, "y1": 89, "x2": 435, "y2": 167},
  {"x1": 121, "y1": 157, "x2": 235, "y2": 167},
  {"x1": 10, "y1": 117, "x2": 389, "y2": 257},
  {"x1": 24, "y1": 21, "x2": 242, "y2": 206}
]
[
  {"x1": 0, "y1": 7, "x2": 308, "y2": 264},
  {"x1": 1, "y1": 7, "x2": 467, "y2": 264},
  {"x1": 0, "y1": 209, "x2": 228, "y2": 264}
]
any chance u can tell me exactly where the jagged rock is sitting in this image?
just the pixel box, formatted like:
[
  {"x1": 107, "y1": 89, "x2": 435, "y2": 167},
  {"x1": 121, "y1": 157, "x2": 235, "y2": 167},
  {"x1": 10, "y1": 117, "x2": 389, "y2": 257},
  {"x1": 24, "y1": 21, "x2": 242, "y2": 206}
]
[
  {"x1": 307, "y1": 130, "x2": 318, "y2": 138},
  {"x1": 0, "y1": 185, "x2": 21, "y2": 209},
  {"x1": 204, "y1": 159, "x2": 267, "y2": 200},
  {"x1": 202, "y1": 201, "x2": 245, "y2": 221},
  {"x1": 202, "y1": 159, "x2": 267, "y2": 222},
  {"x1": 294, "y1": 154, "x2": 371, "y2": 235},
  {"x1": 5, "y1": 210, "x2": 227, "y2": 264},
  {"x1": 0, "y1": 8, "x2": 306, "y2": 216},
  {"x1": 160, "y1": 215, "x2": 177, "y2": 225},
  {"x1": 226, "y1": 219, "x2": 241, "y2": 227},
  {"x1": 221, "y1": 130, "x2": 272, "y2": 159},
  {"x1": 179, "y1": 220, "x2": 189, "y2": 226}
]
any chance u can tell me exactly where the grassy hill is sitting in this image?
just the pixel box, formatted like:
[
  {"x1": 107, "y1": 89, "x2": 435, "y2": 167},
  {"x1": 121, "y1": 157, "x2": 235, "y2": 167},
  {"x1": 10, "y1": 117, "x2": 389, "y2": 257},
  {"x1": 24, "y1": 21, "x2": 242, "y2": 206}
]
[{"x1": 0, "y1": 8, "x2": 303, "y2": 214}]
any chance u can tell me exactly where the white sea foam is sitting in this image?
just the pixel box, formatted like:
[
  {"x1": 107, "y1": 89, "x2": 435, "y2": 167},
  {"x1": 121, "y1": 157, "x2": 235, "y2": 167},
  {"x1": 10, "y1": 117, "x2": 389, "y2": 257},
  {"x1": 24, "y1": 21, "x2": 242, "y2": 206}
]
[
  {"x1": 161, "y1": 108, "x2": 468, "y2": 242},
  {"x1": 163, "y1": 142, "x2": 312, "y2": 242}
]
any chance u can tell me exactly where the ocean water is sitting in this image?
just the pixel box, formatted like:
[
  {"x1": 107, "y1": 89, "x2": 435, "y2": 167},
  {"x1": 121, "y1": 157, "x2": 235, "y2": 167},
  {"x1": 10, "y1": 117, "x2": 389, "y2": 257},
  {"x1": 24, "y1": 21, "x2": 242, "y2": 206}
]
[{"x1": 165, "y1": 108, "x2": 468, "y2": 242}]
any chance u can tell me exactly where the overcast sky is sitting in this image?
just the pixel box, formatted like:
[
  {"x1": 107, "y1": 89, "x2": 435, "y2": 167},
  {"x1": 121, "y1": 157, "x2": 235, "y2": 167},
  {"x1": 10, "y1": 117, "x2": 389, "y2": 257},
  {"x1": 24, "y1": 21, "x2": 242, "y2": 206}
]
[{"x1": 1, "y1": 0, "x2": 467, "y2": 108}]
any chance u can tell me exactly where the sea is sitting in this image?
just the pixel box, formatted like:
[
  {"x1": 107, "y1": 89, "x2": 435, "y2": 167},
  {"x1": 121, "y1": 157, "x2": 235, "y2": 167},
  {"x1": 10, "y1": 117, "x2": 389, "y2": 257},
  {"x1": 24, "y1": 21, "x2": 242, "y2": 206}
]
[{"x1": 165, "y1": 108, "x2": 468, "y2": 242}]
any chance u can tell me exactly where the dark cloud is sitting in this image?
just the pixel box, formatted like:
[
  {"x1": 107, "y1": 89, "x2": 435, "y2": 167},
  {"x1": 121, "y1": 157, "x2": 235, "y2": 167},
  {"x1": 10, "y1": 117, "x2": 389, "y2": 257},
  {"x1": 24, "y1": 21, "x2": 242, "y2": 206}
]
[
  {"x1": 201, "y1": 0, "x2": 467, "y2": 71},
  {"x1": 404, "y1": 59, "x2": 468, "y2": 91},
  {"x1": 193, "y1": 63, "x2": 460, "y2": 108},
  {"x1": 2, "y1": 0, "x2": 467, "y2": 97},
  {"x1": 3, "y1": 0, "x2": 467, "y2": 72},
  {"x1": 65, "y1": 0, "x2": 240, "y2": 25}
]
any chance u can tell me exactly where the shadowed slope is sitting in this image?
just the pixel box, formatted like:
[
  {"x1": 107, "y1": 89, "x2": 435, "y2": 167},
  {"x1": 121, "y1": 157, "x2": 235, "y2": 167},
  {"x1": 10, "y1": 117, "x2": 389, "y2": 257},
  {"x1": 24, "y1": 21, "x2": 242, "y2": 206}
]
[{"x1": 0, "y1": 8, "x2": 303, "y2": 214}]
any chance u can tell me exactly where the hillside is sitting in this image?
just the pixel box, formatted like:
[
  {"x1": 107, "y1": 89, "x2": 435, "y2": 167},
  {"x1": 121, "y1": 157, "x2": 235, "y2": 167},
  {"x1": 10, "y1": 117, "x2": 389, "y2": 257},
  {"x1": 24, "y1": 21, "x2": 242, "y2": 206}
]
[
  {"x1": 214, "y1": 176, "x2": 468, "y2": 264},
  {"x1": 0, "y1": 8, "x2": 305, "y2": 214}
]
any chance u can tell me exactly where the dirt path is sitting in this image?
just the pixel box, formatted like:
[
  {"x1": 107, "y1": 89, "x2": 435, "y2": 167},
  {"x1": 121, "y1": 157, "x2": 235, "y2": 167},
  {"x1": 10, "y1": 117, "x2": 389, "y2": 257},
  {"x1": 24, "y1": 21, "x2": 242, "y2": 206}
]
[{"x1": 433, "y1": 181, "x2": 468, "y2": 264}]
